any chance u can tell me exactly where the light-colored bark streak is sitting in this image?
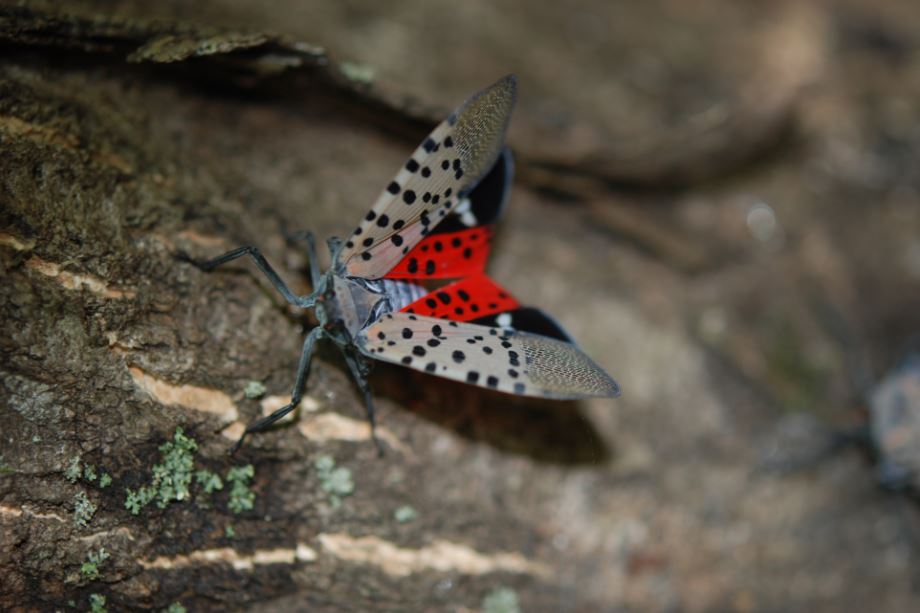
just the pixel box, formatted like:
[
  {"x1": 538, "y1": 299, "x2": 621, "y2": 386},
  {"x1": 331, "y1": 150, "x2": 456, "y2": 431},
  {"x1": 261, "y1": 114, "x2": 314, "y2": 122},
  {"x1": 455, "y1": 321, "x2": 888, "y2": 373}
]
[
  {"x1": 24, "y1": 255, "x2": 136, "y2": 299},
  {"x1": 129, "y1": 366, "x2": 239, "y2": 422},
  {"x1": 318, "y1": 533, "x2": 549, "y2": 578},
  {"x1": 140, "y1": 544, "x2": 317, "y2": 571}
]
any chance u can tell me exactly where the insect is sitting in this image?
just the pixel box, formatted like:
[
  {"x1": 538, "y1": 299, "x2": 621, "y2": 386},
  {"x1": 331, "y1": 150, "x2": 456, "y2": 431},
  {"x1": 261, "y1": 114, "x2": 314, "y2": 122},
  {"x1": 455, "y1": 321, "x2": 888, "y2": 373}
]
[
  {"x1": 869, "y1": 352, "x2": 920, "y2": 491},
  {"x1": 184, "y1": 75, "x2": 620, "y2": 452}
]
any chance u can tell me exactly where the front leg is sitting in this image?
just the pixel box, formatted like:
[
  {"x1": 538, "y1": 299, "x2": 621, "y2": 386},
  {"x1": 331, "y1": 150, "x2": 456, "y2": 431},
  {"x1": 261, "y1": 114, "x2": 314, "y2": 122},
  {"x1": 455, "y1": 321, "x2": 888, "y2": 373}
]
[
  {"x1": 178, "y1": 245, "x2": 315, "y2": 309},
  {"x1": 284, "y1": 230, "x2": 322, "y2": 288}
]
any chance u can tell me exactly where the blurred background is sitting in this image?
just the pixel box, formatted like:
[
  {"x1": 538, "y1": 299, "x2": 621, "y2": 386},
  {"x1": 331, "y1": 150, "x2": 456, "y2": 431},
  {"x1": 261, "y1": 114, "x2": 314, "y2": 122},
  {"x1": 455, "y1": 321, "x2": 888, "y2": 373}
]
[{"x1": 3, "y1": 0, "x2": 920, "y2": 611}]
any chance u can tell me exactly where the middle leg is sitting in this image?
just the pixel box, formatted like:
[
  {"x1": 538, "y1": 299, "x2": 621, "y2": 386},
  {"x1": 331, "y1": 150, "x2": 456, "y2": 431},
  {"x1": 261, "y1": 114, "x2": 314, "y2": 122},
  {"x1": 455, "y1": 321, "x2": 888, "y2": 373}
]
[{"x1": 232, "y1": 326, "x2": 323, "y2": 453}]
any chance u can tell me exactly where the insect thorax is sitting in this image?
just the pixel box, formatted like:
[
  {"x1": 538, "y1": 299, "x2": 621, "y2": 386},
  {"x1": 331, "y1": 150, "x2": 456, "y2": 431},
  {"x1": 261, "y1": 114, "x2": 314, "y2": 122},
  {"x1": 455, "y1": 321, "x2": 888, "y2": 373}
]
[{"x1": 328, "y1": 275, "x2": 426, "y2": 339}]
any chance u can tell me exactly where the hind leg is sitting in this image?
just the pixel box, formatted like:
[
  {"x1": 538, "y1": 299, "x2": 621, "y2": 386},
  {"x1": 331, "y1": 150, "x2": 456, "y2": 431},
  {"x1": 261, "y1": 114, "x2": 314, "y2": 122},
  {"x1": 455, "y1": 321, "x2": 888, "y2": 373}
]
[{"x1": 343, "y1": 351, "x2": 384, "y2": 456}]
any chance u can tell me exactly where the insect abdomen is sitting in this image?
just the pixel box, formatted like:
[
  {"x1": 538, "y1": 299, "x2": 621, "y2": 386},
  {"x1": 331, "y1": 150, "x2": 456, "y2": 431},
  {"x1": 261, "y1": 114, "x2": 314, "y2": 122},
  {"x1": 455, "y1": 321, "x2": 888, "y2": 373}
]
[{"x1": 379, "y1": 279, "x2": 426, "y2": 313}]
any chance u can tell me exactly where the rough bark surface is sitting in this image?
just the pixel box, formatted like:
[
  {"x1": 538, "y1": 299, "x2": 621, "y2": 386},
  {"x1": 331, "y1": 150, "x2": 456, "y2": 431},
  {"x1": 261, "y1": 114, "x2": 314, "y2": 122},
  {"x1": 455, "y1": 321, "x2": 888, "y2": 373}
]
[{"x1": 3, "y1": 2, "x2": 920, "y2": 612}]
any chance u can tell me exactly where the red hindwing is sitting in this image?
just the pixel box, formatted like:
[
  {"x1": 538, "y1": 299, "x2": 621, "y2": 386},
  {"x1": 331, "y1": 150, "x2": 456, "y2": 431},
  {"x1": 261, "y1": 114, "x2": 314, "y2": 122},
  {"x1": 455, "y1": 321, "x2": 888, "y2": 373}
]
[
  {"x1": 401, "y1": 274, "x2": 520, "y2": 322},
  {"x1": 384, "y1": 227, "x2": 492, "y2": 280}
]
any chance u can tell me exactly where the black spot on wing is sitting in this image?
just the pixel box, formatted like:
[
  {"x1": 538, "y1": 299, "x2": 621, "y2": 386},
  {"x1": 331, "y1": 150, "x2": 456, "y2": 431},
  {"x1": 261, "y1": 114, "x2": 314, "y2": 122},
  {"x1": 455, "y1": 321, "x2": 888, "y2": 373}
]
[{"x1": 429, "y1": 147, "x2": 513, "y2": 235}]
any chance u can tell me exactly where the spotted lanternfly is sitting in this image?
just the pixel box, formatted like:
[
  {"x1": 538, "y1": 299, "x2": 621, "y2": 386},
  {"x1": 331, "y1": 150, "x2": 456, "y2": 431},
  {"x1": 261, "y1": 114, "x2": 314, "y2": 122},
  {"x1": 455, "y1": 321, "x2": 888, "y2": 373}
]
[{"x1": 185, "y1": 75, "x2": 620, "y2": 451}]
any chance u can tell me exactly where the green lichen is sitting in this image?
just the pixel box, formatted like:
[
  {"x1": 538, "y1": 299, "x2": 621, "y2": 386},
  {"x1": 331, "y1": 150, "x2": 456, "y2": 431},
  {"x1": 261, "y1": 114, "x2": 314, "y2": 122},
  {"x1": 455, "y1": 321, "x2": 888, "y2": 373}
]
[
  {"x1": 0, "y1": 457, "x2": 12, "y2": 475},
  {"x1": 225, "y1": 524, "x2": 236, "y2": 539},
  {"x1": 394, "y1": 505, "x2": 418, "y2": 523},
  {"x1": 339, "y1": 61, "x2": 375, "y2": 85},
  {"x1": 124, "y1": 427, "x2": 198, "y2": 514},
  {"x1": 314, "y1": 455, "x2": 335, "y2": 473},
  {"x1": 99, "y1": 473, "x2": 112, "y2": 489},
  {"x1": 64, "y1": 457, "x2": 82, "y2": 483},
  {"x1": 195, "y1": 469, "x2": 223, "y2": 494},
  {"x1": 124, "y1": 486, "x2": 155, "y2": 515},
  {"x1": 314, "y1": 455, "x2": 353, "y2": 509},
  {"x1": 89, "y1": 593, "x2": 107, "y2": 613},
  {"x1": 482, "y1": 588, "x2": 520, "y2": 613},
  {"x1": 164, "y1": 603, "x2": 187, "y2": 613},
  {"x1": 80, "y1": 547, "x2": 110, "y2": 580},
  {"x1": 83, "y1": 463, "x2": 97, "y2": 482},
  {"x1": 73, "y1": 491, "x2": 97, "y2": 528},
  {"x1": 226, "y1": 465, "x2": 255, "y2": 514},
  {"x1": 243, "y1": 380, "x2": 267, "y2": 399}
]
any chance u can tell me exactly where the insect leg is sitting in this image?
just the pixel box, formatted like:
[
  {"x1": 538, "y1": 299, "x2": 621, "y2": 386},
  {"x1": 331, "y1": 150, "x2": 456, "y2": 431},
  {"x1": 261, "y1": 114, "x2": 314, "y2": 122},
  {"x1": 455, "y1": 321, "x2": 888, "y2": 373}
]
[
  {"x1": 231, "y1": 326, "x2": 323, "y2": 454},
  {"x1": 343, "y1": 351, "x2": 384, "y2": 456},
  {"x1": 285, "y1": 230, "x2": 322, "y2": 288},
  {"x1": 179, "y1": 246, "x2": 315, "y2": 308}
]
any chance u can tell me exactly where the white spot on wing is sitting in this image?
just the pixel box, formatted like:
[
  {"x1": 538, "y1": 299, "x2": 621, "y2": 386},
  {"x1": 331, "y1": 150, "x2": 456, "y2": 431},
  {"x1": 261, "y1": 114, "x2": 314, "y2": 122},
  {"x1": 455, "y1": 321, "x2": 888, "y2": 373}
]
[{"x1": 454, "y1": 197, "x2": 478, "y2": 227}]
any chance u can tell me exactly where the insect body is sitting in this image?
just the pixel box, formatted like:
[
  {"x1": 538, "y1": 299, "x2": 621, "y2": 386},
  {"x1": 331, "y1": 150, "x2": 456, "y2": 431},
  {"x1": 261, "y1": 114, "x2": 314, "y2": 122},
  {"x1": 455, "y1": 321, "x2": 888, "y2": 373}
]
[{"x1": 187, "y1": 75, "x2": 620, "y2": 451}]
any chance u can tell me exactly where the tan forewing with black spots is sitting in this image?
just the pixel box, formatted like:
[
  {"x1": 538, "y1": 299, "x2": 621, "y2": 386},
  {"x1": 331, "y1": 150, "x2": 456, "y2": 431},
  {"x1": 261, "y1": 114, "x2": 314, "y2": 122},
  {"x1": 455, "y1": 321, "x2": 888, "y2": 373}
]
[
  {"x1": 338, "y1": 75, "x2": 517, "y2": 280},
  {"x1": 356, "y1": 312, "x2": 620, "y2": 399}
]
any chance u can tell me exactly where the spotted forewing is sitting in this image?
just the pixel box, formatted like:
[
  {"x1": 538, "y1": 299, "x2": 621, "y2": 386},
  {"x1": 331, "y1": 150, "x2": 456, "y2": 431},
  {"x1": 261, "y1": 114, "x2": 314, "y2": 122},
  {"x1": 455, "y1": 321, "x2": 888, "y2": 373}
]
[
  {"x1": 357, "y1": 313, "x2": 619, "y2": 399},
  {"x1": 337, "y1": 75, "x2": 517, "y2": 280}
]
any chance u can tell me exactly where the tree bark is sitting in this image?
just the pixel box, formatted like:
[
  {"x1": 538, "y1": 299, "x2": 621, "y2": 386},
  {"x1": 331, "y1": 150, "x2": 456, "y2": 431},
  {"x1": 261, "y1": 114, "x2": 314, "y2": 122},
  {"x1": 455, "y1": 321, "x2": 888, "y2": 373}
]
[{"x1": 4, "y1": 4, "x2": 920, "y2": 612}]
